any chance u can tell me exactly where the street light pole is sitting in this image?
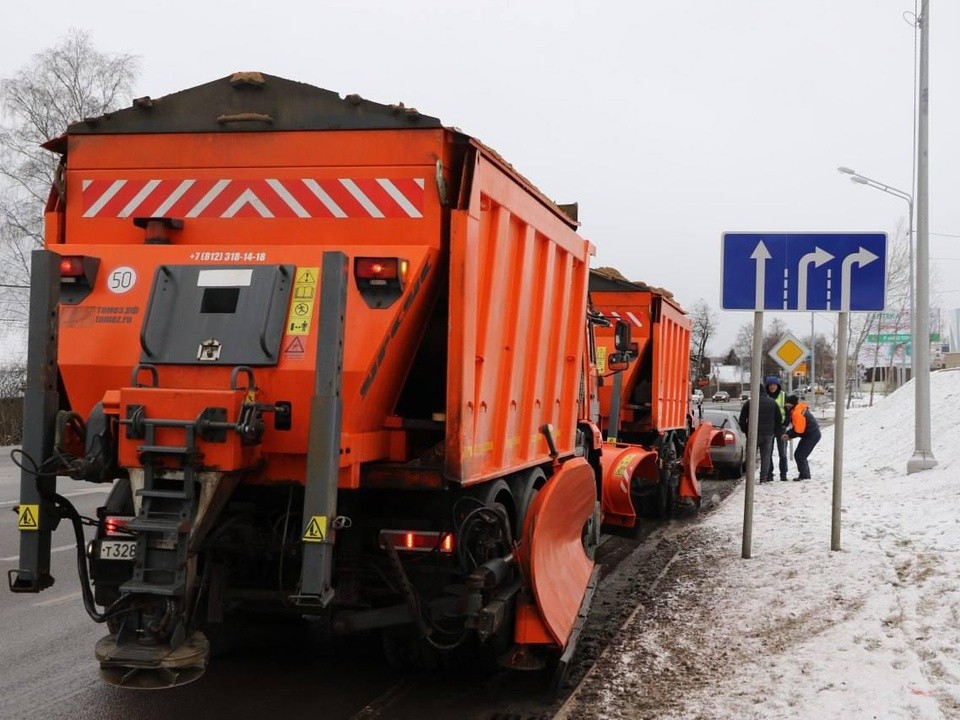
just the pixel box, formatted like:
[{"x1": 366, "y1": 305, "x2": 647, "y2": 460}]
[
  {"x1": 909, "y1": 0, "x2": 936, "y2": 473},
  {"x1": 837, "y1": 167, "x2": 914, "y2": 383}
]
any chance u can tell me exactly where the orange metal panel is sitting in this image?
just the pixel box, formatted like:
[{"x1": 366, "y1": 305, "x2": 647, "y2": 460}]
[
  {"x1": 651, "y1": 297, "x2": 692, "y2": 431},
  {"x1": 66, "y1": 131, "x2": 444, "y2": 249},
  {"x1": 598, "y1": 443, "x2": 659, "y2": 527},
  {"x1": 55, "y1": 126, "x2": 593, "y2": 489},
  {"x1": 592, "y1": 289, "x2": 691, "y2": 436},
  {"x1": 446, "y1": 150, "x2": 591, "y2": 483},
  {"x1": 591, "y1": 290, "x2": 653, "y2": 436},
  {"x1": 55, "y1": 240, "x2": 438, "y2": 489},
  {"x1": 518, "y1": 457, "x2": 596, "y2": 648},
  {"x1": 679, "y1": 421, "x2": 713, "y2": 503}
]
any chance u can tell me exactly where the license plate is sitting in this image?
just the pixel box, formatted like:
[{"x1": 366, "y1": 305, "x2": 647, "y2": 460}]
[{"x1": 98, "y1": 539, "x2": 136, "y2": 561}]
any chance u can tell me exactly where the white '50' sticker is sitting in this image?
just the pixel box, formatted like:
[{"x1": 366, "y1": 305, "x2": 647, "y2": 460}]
[{"x1": 107, "y1": 266, "x2": 137, "y2": 294}]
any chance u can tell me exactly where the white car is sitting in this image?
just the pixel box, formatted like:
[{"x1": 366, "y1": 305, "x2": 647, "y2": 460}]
[{"x1": 691, "y1": 389, "x2": 704, "y2": 405}]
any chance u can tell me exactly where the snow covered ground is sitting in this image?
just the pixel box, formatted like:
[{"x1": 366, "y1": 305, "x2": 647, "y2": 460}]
[{"x1": 559, "y1": 369, "x2": 960, "y2": 719}]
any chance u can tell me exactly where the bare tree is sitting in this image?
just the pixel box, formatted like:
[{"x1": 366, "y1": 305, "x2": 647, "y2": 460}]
[
  {"x1": 689, "y1": 299, "x2": 717, "y2": 387},
  {"x1": 0, "y1": 29, "x2": 139, "y2": 324},
  {"x1": 0, "y1": 362, "x2": 26, "y2": 444},
  {"x1": 732, "y1": 322, "x2": 753, "y2": 388},
  {"x1": 846, "y1": 221, "x2": 912, "y2": 405}
]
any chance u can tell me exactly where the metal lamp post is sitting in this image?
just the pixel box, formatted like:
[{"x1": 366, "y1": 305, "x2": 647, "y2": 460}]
[
  {"x1": 835, "y1": 2, "x2": 934, "y2": 473},
  {"x1": 837, "y1": 166, "x2": 914, "y2": 385}
]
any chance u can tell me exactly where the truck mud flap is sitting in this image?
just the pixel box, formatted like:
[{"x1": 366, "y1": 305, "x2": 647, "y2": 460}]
[
  {"x1": 598, "y1": 443, "x2": 659, "y2": 528},
  {"x1": 679, "y1": 422, "x2": 716, "y2": 503},
  {"x1": 517, "y1": 457, "x2": 596, "y2": 649}
]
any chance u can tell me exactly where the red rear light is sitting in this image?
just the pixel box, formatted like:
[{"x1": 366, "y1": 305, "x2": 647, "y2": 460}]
[
  {"x1": 104, "y1": 516, "x2": 134, "y2": 536},
  {"x1": 380, "y1": 529, "x2": 455, "y2": 554},
  {"x1": 724, "y1": 430, "x2": 736, "y2": 445},
  {"x1": 354, "y1": 257, "x2": 409, "y2": 308},
  {"x1": 59, "y1": 255, "x2": 86, "y2": 278},
  {"x1": 356, "y1": 257, "x2": 404, "y2": 283}
]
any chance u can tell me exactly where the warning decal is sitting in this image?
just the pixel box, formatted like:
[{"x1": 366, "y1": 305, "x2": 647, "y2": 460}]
[
  {"x1": 596, "y1": 346, "x2": 607, "y2": 375},
  {"x1": 18, "y1": 504, "x2": 39, "y2": 531},
  {"x1": 303, "y1": 515, "x2": 327, "y2": 542},
  {"x1": 284, "y1": 336, "x2": 305, "y2": 359},
  {"x1": 286, "y1": 267, "x2": 319, "y2": 336}
]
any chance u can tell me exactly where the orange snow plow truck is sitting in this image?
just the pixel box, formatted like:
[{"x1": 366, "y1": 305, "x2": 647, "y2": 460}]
[
  {"x1": 588, "y1": 270, "x2": 715, "y2": 528},
  {"x1": 9, "y1": 73, "x2": 694, "y2": 688}
]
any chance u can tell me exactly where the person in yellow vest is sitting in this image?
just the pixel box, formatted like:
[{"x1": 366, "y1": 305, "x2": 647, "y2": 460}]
[
  {"x1": 782, "y1": 394, "x2": 821, "y2": 481},
  {"x1": 765, "y1": 376, "x2": 789, "y2": 481}
]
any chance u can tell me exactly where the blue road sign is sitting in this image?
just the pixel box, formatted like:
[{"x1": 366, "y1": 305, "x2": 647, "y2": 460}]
[{"x1": 721, "y1": 232, "x2": 887, "y2": 312}]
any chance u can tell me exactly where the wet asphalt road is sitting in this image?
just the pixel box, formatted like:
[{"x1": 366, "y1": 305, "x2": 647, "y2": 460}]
[
  {"x1": 0, "y1": 446, "x2": 740, "y2": 720},
  {"x1": 0, "y1": 452, "x2": 560, "y2": 720}
]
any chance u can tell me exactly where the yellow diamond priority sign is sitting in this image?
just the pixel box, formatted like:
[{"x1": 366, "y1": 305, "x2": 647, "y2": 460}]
[{"x1": 769, "y1": 333, "x2": 809, "y2": 372}]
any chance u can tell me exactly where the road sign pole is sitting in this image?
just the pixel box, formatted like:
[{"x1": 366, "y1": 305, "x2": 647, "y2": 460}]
[
  {"x1": 831, "y1": 311, "x2": 849, "y2": 551},
  {"x1": 742, "y1": 311, "x2": 763, "y2": 559},
  {"x1": 810, "y1": 312, "x2": 817, "y2": 406}
]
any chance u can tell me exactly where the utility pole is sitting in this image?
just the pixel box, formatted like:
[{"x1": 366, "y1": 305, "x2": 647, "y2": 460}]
[{"x1": 908, "y1": 0, "x2": 936, "y2": 473}]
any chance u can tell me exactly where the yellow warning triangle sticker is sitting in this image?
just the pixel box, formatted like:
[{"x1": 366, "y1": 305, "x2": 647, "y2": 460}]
[
  {"x1": 303, "y1": 515, "x2": 327, "y2": 542},
  {"x1": 18, "y1": 504, "x2": 39, "y2": 531}
]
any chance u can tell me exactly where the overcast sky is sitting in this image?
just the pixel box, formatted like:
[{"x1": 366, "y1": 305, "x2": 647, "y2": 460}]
[{"x1": 2, "y1": 0, "x2": 957, "y2": 355}]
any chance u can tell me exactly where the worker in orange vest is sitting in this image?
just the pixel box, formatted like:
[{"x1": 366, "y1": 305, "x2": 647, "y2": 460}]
[{"x1": 782, "y1": 394, "x2": 821, "y2": 481}]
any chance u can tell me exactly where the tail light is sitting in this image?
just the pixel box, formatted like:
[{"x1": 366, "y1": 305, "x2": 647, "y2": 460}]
[
  {"x1": 354, "y1": 257, "x2": 409, "y2": 308},
  {"x1": 59, "y1": 255, "x2": 86, "y2": 278},
  {"x1": 723, "y1": 430, "x2": 736, "y2": 445},
  {"x1": 104, "y1": 515, "x2": 135, "y2": 536},
  {"x1": 58, "y1": 254, "x2": 100, "y2": 305},
  {"x1": 356, "y1": 257, "x2": 403, "y2": 283},
  {"x1": 379, "y1": 529, "x2": 455, "y2": 554}
]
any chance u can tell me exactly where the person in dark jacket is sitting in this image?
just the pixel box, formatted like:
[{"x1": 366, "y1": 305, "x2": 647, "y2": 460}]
[
  {"x1": 739, "y1": 385, "x2": 783, "y2": 483},
  {"x1": 782, "y1": 394, "x2": 821, "y2": 481},
  {"x1": 765, "y1": 375, "x2": 789, "y2": 481}
]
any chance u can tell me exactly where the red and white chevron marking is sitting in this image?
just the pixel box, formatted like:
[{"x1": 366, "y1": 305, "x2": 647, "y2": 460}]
[
  {"x1": 597, "y1": 310, "x2": 644, "y2": 327},
  {"x1": 80, "y1": 177, "x2": 426, "y2": 219}
]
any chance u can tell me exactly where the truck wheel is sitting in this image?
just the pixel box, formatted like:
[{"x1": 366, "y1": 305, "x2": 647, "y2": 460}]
[
  {"x1": 653, "y1": 439, "x2": 678, "y2": 520},
  {"x1": 508, "y1": 467, "x2": 546, "y2": 537}
]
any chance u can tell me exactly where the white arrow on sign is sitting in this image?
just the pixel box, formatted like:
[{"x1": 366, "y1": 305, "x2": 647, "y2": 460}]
[
  {"x1": 796, "y1": 246, "x2": 834, "y2": 311},
  {"x1": 840, "y1": 246, "x2": 880, "y2": 311},
  {"x1": 751, "y1": 241, "x2": 771, "y2": 310}
]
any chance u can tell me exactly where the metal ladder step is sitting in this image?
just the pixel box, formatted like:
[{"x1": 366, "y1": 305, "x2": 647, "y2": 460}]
[
  {"x1": 120, "y1": 579, "x2": 186, "y2": 597},
  {"x1": 137, "y1": 489, "x2": 191, "y2": 500},
  {"x1": 137, "y1": 444, "x2": 191, "y2": 456},
  {"x1": 125, "y1": 518, "x2": 191, "y2": 533}
]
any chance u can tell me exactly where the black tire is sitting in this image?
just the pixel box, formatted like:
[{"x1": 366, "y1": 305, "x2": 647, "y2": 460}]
[
  {"x1": 650, "y1": 436, "x2": 678, "y2": 520},
  {"x1": 508, "y1": 467, "x2": 546, "y2": 539}
]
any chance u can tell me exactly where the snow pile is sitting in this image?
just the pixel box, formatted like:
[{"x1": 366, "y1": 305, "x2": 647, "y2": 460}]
[{"x1": 562, "y1": 369, "x2": 960, "y2": 719}]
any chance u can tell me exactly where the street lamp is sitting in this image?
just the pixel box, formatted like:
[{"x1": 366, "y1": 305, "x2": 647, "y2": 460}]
[{"x1": 836, "y1": 166, "x2": 915, "y2": 384}]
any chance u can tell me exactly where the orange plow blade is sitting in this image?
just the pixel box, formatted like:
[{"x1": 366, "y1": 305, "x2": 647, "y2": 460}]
[
  {"x1": 518, "y1": 457, "x2": 597, "y2": 648},
  {"x1": 680, "y1": 422, "x2": 716, "y2": 503},
  {"x1": 598, "y1": 444, "x2": 659, "y2": 528}
]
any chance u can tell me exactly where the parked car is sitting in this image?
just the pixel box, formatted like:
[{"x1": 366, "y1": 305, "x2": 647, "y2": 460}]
[
  {"x1": 740, "y1": 390, "x2": 750, "y2": 402},
  {"x1": 712, "y1": 390, "x2": 730, "y2": 403},
  {"x1": 691, "y1": 389, "x2": 704, "y2": 405},
  {"x1": 699, "y1": 409, "x2": 745, "y2": 478}
]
